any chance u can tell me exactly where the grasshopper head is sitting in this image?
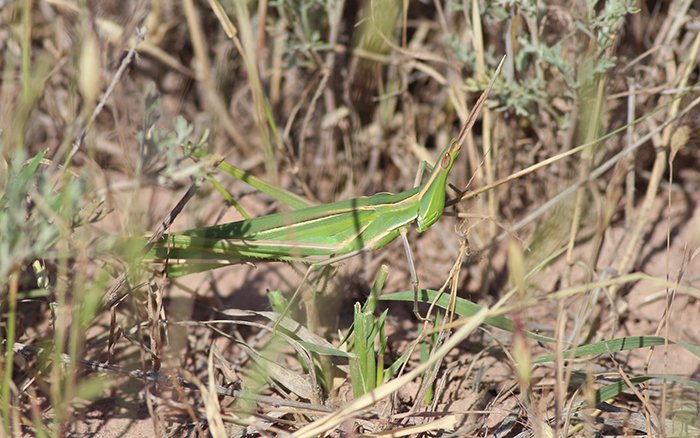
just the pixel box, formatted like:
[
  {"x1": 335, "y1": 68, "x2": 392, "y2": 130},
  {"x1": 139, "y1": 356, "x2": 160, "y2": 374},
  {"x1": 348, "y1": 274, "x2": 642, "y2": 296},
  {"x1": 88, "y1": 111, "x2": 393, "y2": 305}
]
[
  {"x1": 414, "y1": 58, "x2": 502, "y2": 233},
  {"x1": 416, "y1": 140, "x2": 460, "y2": 233}
]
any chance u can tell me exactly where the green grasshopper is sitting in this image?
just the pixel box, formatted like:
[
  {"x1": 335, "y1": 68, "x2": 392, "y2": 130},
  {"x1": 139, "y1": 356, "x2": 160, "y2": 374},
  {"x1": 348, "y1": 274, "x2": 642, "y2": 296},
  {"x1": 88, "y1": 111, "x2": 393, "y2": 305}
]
[{"x1": 141, "y1": 58, "x2": 503, "y2": 321}]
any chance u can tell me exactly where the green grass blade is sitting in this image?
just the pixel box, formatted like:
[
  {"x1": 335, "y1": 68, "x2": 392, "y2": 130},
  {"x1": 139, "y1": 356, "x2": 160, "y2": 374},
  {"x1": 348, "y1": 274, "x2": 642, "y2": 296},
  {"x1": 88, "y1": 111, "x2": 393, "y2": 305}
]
[
  {"x1": 380, "y1": 289, "x2": 559, "y2": 344},
  {"x1": 533, "y1": 336, "x2": 700, "y2": 364},
  {"x1": 383, "y1": 348, "x2": 411, "y2": 381},
  {"x1": 352, "y1": 302, "x2": 371, "y2": 397},
  {"x1": 339, "y1": 266, "x2": 389, "y2": 349},
  {"x1": 595, "y1": 374, "x2": 700, "y2": 404}
]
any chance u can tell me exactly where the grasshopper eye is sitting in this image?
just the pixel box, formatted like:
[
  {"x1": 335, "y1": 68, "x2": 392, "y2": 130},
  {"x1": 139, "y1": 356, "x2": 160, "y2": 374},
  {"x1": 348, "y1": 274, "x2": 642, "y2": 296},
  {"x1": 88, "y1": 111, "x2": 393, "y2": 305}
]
[{"x1": 441, "y1": 152, "x2": 451, "y2": 169}]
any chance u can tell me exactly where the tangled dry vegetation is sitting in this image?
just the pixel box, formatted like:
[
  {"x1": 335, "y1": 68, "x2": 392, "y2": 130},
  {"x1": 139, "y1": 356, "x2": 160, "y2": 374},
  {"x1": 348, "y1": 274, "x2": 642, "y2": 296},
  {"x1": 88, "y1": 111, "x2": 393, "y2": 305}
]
[{"x1": 1, "y1": 0, "x2": 700, "y2": 436}]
